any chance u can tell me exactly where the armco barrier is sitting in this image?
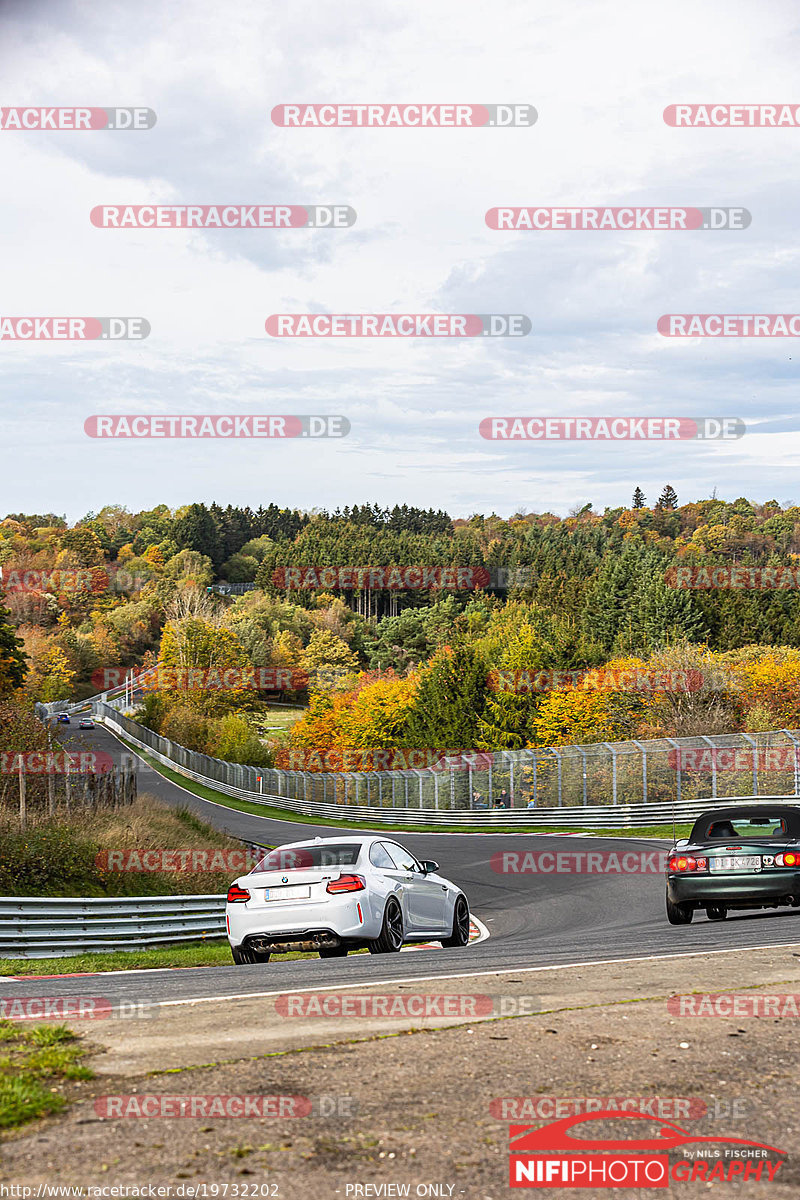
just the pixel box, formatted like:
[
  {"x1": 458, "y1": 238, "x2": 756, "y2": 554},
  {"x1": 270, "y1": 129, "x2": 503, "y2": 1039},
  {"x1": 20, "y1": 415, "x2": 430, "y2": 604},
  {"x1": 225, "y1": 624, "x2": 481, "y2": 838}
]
[
  {"x1": 94, "y1": 706, "x2": 798, "y2": 828},
  {"x1": 0, "y1": 894, "x2": 226, "y2": 959}
]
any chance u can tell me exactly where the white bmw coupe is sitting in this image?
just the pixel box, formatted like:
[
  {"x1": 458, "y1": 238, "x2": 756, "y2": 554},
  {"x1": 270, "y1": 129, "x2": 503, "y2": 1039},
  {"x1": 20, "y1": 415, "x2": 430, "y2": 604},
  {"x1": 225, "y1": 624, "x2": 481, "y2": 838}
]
[{"x1": 226, "y1": 835, "x2": 471, "y2": 963}]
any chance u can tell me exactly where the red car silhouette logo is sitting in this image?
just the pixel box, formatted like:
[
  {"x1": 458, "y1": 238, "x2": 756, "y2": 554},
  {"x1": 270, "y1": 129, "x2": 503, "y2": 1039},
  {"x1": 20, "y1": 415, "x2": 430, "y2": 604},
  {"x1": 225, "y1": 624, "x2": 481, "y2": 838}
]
[{"x1": 510, "y1": 1110, "x2": 785, "y2": 1155}]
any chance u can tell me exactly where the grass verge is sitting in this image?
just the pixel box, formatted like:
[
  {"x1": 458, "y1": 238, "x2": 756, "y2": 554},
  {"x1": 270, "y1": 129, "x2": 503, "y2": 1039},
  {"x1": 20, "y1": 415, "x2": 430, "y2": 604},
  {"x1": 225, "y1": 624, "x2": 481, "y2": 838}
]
[
  {"x1": 0, "y1": 1019, "x2": 91, "y2": 1131},
  {"x1": 0, "y1": 940, "x2": 328, "y2": 976},
  {"x1": 116, "y1": 732, "x2": 687, "y2": 839}
]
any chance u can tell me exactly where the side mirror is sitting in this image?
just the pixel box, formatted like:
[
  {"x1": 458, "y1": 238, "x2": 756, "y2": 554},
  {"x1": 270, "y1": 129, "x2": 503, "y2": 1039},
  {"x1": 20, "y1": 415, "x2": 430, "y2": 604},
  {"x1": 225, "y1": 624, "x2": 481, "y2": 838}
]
[{"x1": 420, "y1": 860, "x2": 439, "y2": 874}]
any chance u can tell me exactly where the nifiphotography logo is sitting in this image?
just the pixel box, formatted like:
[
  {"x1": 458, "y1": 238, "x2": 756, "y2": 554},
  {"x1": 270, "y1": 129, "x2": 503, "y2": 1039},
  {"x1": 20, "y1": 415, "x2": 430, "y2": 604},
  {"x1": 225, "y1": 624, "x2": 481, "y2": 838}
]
[{"x1": 508, "y1": 1111, "x2": 786, "y2": 1188}]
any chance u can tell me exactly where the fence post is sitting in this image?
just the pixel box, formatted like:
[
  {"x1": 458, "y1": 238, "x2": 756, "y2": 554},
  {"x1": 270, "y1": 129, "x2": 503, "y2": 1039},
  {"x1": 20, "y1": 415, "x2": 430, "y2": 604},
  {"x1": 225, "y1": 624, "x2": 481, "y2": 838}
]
[
  {"x1": 633, "y1": 741, "x2": 647, "y2": 803},
  {"x1": 741, "y1": 733, "x2": 758, "y2": 796},
  {"x1": 699, "y1": 736, "x2": 718, "y2": 798},
  {"x1": 47, "y1": 767, "x2": 55, "y2": 816},
  {"x1": 65, "y1": 761, "x2": 71, "y2": 812},
  {"x1": 783, "y1": 731, "x2": 800, "y2": 795},
  {"x1": 18, "y1": 764, "x2": 27, "y2": 831},
  {"x1": 552, "y1": 749, "x2": 562, "y2": 806}
]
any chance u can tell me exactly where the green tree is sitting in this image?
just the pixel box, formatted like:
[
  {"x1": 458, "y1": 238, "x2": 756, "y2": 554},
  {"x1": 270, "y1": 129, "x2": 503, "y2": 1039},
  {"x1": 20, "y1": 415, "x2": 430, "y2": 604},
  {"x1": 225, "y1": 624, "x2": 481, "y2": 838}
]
[
  {"x1": 301, "y1": 630, "x2": 360, "y2": 689},
  {"x1": 402, "y1": 644, "x2": 488, "y2": 749},
  {"x1": 0, "y1": 597, "x2": 26, "y2": 696},
  {"x1": 657, "y1": 484, "x2": 678, "y2": 511},
  {"x1": 173, "y1": 504, "x2": 223, "y2": 568}
]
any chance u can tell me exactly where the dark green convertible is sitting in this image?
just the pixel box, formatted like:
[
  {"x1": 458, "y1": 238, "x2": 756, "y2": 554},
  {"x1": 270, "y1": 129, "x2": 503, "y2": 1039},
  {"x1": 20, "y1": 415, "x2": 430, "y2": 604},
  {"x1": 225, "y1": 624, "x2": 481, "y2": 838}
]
[{"x1": 666, "y1": 804, "x2": 800, "y2": 924}]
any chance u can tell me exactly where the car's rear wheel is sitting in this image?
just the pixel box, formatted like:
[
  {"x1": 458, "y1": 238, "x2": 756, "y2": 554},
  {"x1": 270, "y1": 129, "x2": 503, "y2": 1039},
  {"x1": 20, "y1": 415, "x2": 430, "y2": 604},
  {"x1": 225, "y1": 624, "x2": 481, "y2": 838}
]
[
  {"x1": 441, "y1": 895, "x2": 470, "y2": 947},
  {"x1": 231, "y1": 944, "x2": 271, "y2": 964},
  {"x1": 319, "y1": 944, "x2": 349, "y2": 958},
  {"x1": 706, "y1": 905, "x2": 727, "y2": 921},
  {"x1": 666, "y1": 890, "x2": 693, "y2": 925},
  {"x1": 368, "y1": 898, "x2": 404, "y2": 953}
]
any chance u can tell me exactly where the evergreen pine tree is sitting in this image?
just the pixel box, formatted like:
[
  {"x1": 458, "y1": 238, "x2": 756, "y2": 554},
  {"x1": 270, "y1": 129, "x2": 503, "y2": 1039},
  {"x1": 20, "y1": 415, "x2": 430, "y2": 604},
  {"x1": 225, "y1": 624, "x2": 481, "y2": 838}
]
[
  {"x1": 657, "y1": 484, "x2": 678, "y2": 510},
  {"x1": 632, "y1": 487, "x2": 646, "y2": 509},
  {"x1": 0, "y1": 595, "x2": 26, "y2": 696},
  {"x1": 402, "y1": 644, "x2": 488, "y2": 749}
]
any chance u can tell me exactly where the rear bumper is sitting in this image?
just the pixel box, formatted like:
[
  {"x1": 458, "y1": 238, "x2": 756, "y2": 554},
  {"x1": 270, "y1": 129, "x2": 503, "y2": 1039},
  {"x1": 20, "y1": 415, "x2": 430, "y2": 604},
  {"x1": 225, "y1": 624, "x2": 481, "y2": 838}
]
[
  {"x1": 227, "y1": 895, "x2": 376, "y2": 948},
  {"x1": 668, "y1": 871, "x2": 800, "y2": 907}
]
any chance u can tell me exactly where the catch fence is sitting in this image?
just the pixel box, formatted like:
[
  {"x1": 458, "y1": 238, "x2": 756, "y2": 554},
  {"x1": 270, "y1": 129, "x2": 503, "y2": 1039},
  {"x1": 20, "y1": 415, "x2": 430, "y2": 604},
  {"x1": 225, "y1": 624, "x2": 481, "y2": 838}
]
[{"x1": 87, "y1": 702, "x2": 800, "y2": 818}]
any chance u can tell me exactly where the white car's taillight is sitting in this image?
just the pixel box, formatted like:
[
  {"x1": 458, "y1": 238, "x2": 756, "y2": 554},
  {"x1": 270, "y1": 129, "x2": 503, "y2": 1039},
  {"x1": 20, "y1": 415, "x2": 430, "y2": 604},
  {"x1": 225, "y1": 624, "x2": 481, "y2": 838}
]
[
  {"x1": 227, "y1": 884, "x2": 251, "y2": 902},
  {"x1": 326, "y1": 874, "x2": 366, "y2": 894}
]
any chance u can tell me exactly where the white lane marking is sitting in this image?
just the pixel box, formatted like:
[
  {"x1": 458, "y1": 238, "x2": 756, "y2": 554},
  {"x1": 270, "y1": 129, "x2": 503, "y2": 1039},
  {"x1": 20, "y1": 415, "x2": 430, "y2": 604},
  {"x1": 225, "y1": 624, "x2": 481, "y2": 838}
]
[{"x1": 140, "y1": 939, "x2": 800, "y2": 1011}]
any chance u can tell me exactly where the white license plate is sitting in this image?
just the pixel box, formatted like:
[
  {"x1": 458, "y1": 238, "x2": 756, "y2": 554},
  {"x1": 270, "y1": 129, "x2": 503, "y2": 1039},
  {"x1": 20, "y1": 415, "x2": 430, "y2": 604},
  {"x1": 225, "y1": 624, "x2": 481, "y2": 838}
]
[
  {"x1": 264, "y1": 885, "x2": 311, "y2": 901},
  {"x1": 709, "y1": 855, "x2": 761, "y2": 871}
]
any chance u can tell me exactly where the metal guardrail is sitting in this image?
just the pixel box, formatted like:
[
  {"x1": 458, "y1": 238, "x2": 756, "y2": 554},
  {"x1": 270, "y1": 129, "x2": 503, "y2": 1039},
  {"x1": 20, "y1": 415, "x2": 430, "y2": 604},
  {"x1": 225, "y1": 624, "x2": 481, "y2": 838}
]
[
  {"x1": 0, "y1": 894, "x2": 226, "y2": 959},
  {"x1": 96, "y1": 708, "x2": 798, "y2": 828}
]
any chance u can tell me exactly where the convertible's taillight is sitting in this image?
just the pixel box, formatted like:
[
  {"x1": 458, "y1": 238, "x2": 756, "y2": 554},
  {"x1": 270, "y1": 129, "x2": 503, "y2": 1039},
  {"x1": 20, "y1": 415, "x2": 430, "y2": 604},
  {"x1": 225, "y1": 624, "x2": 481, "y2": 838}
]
[
  {"x1": 326, "y1": 874, "x2": 366, "y2": 894},
  {"x1": 227, "y1": 884, "x2": 251, "y2": 903},
  {"x1": 668, "y1": 855, "x2": 707, "y2": 873},
  {"x1": 775, "y1": 851, "x2": 800, "y2": 867}
]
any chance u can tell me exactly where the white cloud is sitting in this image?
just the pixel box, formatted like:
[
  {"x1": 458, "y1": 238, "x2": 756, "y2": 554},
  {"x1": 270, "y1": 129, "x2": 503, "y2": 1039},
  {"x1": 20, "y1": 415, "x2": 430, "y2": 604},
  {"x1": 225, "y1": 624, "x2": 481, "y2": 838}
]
[{"x1": 1, "y1": 0, "x2": 800, "y2": 518}]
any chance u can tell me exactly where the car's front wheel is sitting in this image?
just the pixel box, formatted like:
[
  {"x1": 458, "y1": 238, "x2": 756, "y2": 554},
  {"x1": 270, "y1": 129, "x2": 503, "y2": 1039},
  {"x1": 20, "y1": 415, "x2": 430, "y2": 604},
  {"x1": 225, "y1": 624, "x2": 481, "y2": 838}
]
[
  {"x1": 441, "y1": 895, "x2": 470, "y2": 947},
  {"x1": 706, "y1": 905, "x2": 727, "y2": 921},
  {"x1": 231, "y1": 943, "x2": 271, "y2": 964},
  {"x1": 666, "y1": 890, "x2": 693, "y2": 925},
  {"x1": 368, "y1": 898, "x2": 404, "y2": 953}
]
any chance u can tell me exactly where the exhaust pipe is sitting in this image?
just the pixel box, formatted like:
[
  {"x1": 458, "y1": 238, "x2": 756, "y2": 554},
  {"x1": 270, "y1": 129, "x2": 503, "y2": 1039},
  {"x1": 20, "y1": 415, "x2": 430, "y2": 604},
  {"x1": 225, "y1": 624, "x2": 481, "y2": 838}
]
[{"x1": 248, "y1": 932, "x2": 341, "y2": 954}]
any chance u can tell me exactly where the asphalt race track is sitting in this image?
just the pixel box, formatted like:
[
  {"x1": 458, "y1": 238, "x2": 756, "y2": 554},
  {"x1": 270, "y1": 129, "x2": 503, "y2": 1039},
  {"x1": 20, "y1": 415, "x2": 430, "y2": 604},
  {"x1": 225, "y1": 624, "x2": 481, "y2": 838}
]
[{"x1": 21, "y1": 720, "x2": 800, "y2": 1004}]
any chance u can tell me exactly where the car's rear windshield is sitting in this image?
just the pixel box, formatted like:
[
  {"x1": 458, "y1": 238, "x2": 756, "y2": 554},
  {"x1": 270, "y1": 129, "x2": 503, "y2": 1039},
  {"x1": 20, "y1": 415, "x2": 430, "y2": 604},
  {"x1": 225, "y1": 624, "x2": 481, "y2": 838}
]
[
  {"x1": 251, "y1": 843, "x2": 362, "y2": 871},
  {"x1": 690, "y1": 813, "x2": 800, "y2": 840}
]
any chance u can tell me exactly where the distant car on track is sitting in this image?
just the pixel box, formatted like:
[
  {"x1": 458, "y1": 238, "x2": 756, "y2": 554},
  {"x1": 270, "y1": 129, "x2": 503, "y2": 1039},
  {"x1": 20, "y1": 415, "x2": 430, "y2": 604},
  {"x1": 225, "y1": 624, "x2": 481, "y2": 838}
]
[
  {"x1": 226, "y1": 835, "x2": 471, "y2": 964},
  {"x1": 56, "y1": 714, "x2": 70, "y2": 724},
  {"x1": 78, "y1": 717, "x2": 95, "y2": 729},
  {"x1": 666, "y1": 804, "x2": 800, "y2": 924}
]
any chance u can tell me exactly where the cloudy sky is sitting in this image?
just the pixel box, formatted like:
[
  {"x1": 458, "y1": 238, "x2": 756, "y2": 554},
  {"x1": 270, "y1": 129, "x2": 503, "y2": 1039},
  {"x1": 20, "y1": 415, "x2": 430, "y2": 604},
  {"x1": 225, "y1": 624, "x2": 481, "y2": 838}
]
[{"x1": 1, "y1": 0, "x2": 799, "y2": 522}]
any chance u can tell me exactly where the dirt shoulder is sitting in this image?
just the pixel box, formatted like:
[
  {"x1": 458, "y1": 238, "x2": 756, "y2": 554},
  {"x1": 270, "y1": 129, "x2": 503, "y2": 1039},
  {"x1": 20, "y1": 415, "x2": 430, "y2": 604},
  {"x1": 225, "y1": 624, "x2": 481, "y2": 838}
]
[{"x1": 1, "y1": 946, "x2": 799, "y2": 1198}]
